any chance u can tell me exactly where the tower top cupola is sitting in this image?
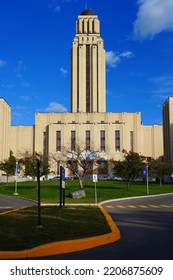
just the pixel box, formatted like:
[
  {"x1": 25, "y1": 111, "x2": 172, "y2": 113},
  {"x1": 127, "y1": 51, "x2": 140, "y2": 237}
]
[{"x1": 80, "y1": 9, "x2": 95, "y2": 16}]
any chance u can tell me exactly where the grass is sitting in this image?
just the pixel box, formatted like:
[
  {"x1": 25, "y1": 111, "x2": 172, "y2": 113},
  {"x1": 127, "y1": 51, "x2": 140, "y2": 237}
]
[
  {"x1": 0, "y1": 179, "x2": 172, "y2": 252},
  {"x1": 0, "y1": 206, "x2": 111, "y2": 251},
  {"x1": 0, "y1": 179, "x2": 173, "y2": 203}
]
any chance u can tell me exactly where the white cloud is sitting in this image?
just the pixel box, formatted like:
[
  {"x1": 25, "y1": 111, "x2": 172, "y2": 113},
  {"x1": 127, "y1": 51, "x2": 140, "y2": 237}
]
[
  {"x1": 133, "y1": 0, "x2": 173, "y2": 39},
  {"x1": 0, "y1": 59, "x2": 7, "y2": 68},
  {"x1": 60, "y1": 67, "x2": 68, "y2": 77},
  {"x1": 45, "y1": 102, "x2": 67, "y2": 112},
  {"x1": 150, "y1": 74, "x2": 173, "y2": 103},
  {"x1": 106, "y1": 50, "x2": 133, "y2": 68},
  {"x1": 106, "y1": 51, "x2": 120, "y2": 68},
  {"x1": 119, "y1": 51, "x2": 133, "y2": 58}
]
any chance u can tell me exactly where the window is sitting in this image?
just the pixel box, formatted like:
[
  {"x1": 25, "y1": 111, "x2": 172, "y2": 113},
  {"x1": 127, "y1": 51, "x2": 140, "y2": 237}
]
[
  {"x1": 100, "y1": 130, "x2": 105, "y2": 152},
  {"x1": 115, "y1": 130, "x2": 120, "y2": 152},
  {"x1": 71, "y1": 131, "x2": 76, "y2": 151},
  {"x1": 43, "y1": 132, "x2": 46, "y2": 155},
  {"x1": 86, "y1": 45, "x2": 90, "y2": 112},
  {"x1": 130, "y1": 131, "x2": 133, "y2": 152},
  {"x1": 56, "y1": 131, "x2": 61, "y2": 152},
  {"x1": 86, "y1": 130, "x2": 90, "y2": 151}
]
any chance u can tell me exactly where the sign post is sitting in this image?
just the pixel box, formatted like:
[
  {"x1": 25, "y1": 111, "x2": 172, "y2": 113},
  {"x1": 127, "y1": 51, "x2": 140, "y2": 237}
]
[
  {"x1": 142, "y1": 166, "x2": 149, "y2": 195},
  {"x1": 60, "y1": 166, "x2": 66, "y2": 208},
  {"x1": 36, "y1": 153, "x2": 42, "y2": 228},
  {"x1": 13, "y1": 161, "x2": 20, "y2": 195},
  {"x1": 93, "y1": 174, "x2": 98, "y2": 204}
]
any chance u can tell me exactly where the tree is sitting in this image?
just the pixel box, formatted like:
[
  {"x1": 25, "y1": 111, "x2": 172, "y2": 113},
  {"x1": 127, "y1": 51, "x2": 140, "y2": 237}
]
[
  {"x1": 19, "y1": 151, "x2": 50, "y2": 179},
  {"x1": 149, "y1": 157, "x2": 173, "y2": 185},
  {"x1": 0, "y1": 150, "x2": 16, "y2": 183},
  {"x1": 112, "y1": 150, "x2": 146, "y2": 190},
  {"x1": 52, "y1": 143, "x2": 102, "y2": 189}
]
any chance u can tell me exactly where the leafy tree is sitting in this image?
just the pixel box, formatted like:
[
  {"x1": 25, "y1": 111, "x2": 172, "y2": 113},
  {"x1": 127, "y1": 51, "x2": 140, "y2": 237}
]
[
  {"x1": 149, "y1": 157, "x2": 173, "y2": 185},
  {"x1": 19, "y1": 151, "x2": 50, "y2": 179},
  {"x1": 112, "y1": 150, "x2": 146, "y2": 190},
  {"x1": 0, "y1": 150, "x2": 16, "y2": 183},
  {"x1": 52, "y1": 143, "x2": 102, "y2": 189}
]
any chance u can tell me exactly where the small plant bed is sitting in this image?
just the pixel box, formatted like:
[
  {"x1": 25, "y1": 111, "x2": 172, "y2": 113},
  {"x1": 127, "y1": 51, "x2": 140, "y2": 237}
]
[{"x1": 0, "y1": 206, "x2": 111, "y2": 251}]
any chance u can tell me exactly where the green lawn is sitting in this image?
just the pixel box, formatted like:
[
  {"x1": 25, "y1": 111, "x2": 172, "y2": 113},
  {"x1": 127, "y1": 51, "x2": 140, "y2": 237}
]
[
  {"x1": 0, "y1": 179, "x2": 172, "y2": 203},
  {"x1": 0, "y1": 206, "x2": 110, "y2": 251},
  {"x1": 0, "y1": 179, "x2": 172, "y2": 252}
]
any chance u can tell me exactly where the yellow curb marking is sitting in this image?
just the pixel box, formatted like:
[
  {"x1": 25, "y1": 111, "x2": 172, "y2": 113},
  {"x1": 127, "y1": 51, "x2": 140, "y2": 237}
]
[
  {"x1": 0, "y1": 205, "x2": 121, "y2": 259},
  {"x1": 0, "y1": 206, "x2": 13, "y2": 209},
  {"x1": 160, "y1": 204, "x2": 171, "y2": 208},
  {"x1": 0, "y1": 207, "x2": 27, "y2": 216},
  {"x1": 148, "y1": 205, "x2": 160, "y2": 208},
  {"x1": 106, "y1": 204, "x2": 172, "y2": 209}
]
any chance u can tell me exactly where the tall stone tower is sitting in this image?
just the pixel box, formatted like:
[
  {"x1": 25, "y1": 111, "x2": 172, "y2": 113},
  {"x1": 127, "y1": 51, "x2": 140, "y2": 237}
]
[
  {"x1": 0, "y1": 98, "x2": 11, "y2": 161},
  {"x1": 71, "y1": 9, "x2": 106, "y2": 113}
]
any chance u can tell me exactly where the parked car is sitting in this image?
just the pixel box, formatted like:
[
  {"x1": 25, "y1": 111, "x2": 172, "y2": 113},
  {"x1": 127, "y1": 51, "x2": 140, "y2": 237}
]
[
  {"x1": 111, "y1": 176, "x2": 123, "y2": 181},
  {"x1": 50, "y1": 175, "x2": 60, "y2": 180},
  {"x1": 66, "y1": 174, "x2": 78, "y2": 180},
  {"x1": 98, "y1": 174, "x2": 111, "y2": 180}
]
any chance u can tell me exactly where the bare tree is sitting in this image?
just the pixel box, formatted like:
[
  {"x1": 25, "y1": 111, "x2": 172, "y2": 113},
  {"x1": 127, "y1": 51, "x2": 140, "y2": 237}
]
[{"x1": 52, "y1": 143, "x2": 103, "y2": 189}]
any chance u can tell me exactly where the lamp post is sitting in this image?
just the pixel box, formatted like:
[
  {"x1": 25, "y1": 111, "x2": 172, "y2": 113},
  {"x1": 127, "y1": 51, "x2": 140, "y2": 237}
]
[
  {"x1": 13, "y1": 161, "x2": 18, "y2": 195},
  {"x1": 142, "y1": 165, "x2": 149, "y2": 195},
  {"x1": 36, "y1": 153, "x2": 42, "y2": 228},
  {"x1": 146, "y1": 165, "x2": 149, "y2": 195}
]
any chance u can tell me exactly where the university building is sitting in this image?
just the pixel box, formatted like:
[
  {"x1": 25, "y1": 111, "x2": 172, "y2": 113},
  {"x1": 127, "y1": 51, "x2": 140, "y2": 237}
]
[
  {"x1": 0, "y1": 9, "x2": 164, "y2": 176},
  {"x1": 162, "y1": 97, "x2": 173, "y2": 164}
]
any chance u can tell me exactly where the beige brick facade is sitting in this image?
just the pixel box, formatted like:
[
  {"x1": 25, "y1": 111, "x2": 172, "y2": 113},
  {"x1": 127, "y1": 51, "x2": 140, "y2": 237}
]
[{"x1": 0, "y1": 9, "x2": 164, "y2": 176}]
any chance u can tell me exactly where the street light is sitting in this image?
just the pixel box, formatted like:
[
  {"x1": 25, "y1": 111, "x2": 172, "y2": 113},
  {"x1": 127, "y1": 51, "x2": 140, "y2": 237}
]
[
  {"x1": 13, "y1": 161, "x2": 18, "y2": 196},
  {"x1": 146, "y1": 165, "x2": 149, "y2": 195},
  {"x1": 36, "y1": 152, "x2": 42, "y2": 228}
]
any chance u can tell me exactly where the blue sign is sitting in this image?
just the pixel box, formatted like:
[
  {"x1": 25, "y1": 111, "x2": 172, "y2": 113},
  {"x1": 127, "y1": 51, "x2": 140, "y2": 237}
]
[
  {"x1": 17, "y1": 165, "x2": 21, "y2": 174},
  {"x1": 142, "y1": 167, "x2": 147, "y2": 177},
  {"x1": 60, "y1": 166, "x2": 66, "y2": 189},
  {"x1": 60, "y1": 166, "x2": 65, "y2": 181}
]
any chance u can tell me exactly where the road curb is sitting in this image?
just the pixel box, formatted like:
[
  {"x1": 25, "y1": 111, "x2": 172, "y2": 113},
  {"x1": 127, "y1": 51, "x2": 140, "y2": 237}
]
[
  {"x1": 99, "y1": 192, "x2": 173, "y2": 205},
  {"x1": 0, "y1": 205, "x2": 120, "y2": 259}
]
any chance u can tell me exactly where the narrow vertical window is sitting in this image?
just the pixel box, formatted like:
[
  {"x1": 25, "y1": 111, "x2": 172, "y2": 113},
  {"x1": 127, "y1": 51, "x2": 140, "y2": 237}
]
[
  {"x1": 86, "y1": 45, "x2": 90, "y2": 112},
  {"x1": 71, "y1": 131, "x2": 76, "y2": 151},
  {"x1": 86, "y1": 130, "x2": 90, "y2": 151},
  {"x1": 115, "y1": 130, "x2": 120, "y2": 152},
  {"x1": 43, "y1": 132, "x2": 46, "y2": 155},
  {"x1": 56, "y1": 131, "x2": 61, "y2": 152},
  {"x1": 130, "y1": 131, "x2": 133, "y2": 152},
  {"x1": 100, "y1": 130, "x2": 105, "y2": 152}
]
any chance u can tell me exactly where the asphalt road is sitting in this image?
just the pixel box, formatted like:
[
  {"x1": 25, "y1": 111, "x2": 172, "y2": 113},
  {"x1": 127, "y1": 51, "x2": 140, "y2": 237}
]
[
  {"x1": 1, "y1": 193, "x2": 173, "y2": 260},
  {"x1": 0, "y1": 194, "x2": 37, "y2": 212},
  {"x1": 37, "y1": 193, "x2": 173, "y2": 260}
]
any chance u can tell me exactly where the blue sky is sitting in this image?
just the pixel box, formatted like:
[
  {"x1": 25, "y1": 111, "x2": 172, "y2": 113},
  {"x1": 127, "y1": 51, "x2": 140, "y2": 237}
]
[{"x1": 0, "y1": 0, "x2": 173, "y2": 126}]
